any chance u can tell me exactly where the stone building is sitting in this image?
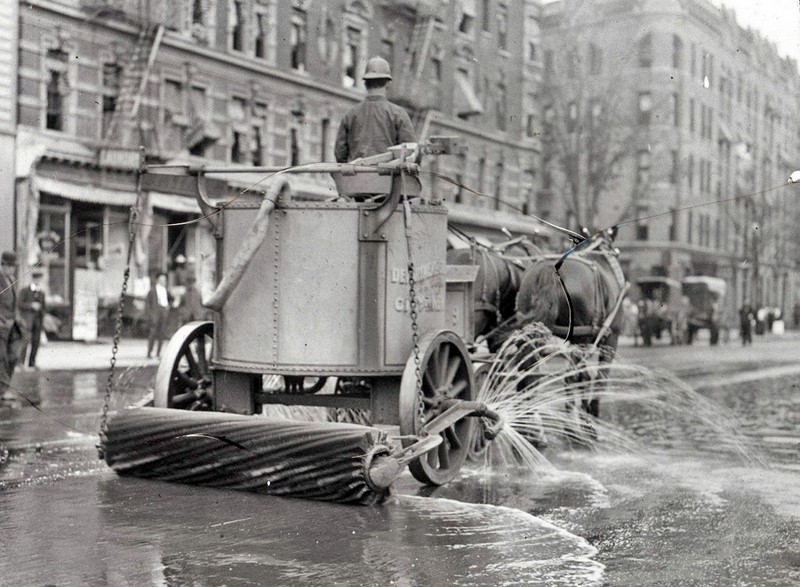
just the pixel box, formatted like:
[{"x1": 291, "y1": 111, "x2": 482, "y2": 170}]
[
  {"x1": 14, "y1": 0, "x2": 544, "y2": 338},
  {"x1": 0, "y1": 2, "x2": 18, "y2": 253},
  {"x1": 539, "y1": 0, "x2": 800, "y2": 318}
]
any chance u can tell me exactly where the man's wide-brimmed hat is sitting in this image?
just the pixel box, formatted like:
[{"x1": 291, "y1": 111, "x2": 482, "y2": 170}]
[
  {"x1": 363, "y1": 56, "x2": 392, "y2": 81},
  {"x1": 1, "y1": 251, "x2": 16, "y2": 265}
]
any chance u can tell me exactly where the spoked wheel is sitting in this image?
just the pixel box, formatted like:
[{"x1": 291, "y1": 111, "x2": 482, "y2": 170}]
[
  {"x1": 467, "y1": 363, "x2": 491, "y2": 462},
  {"x1": 154, "y1": 321, "x2": 214, "y2": 410},
  {"x1": 400, "y1": 330, "x2": 476, "y2": 486}
]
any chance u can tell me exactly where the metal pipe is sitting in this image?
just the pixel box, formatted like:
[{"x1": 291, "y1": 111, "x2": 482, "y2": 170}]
[{"x1": 203, "y1": 177, "x2": 286, "y2": 312}]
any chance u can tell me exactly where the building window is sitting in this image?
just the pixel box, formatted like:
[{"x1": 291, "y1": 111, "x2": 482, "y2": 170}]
[
  {"x1": 638, "y1": 33, "x2": 653, "y2": 68},
  {"x1": 496, "y1": 4, "x2": 508, "y2": 50},
  {"x1": 231, "y1": 130, "x2": 245, "y2": 162},
  {"x1": 477, "y1": 156, "x2": 486, "y2": 195},
  {"x1": 496, "y1": 82, "x2": 507, "y2": 130},
  {"x1": 669, "y1": 209, "x2": 678, "y2": 241},
  {"x1": 45, "y1": 71, "x2": 64, "y2": 131},
  {"x1": 192, "y1": 0, "x2": 204, "y2": 25},
  {"x1": 589, "y1": 44, "x2": 602, "y2": 75},
  {"x1": 689, "y1": 98, "x2": 695, "y2": 133},
  {"x1": 320, "y1": 117, "x2": 330, "y2": 162},
  {"x1": 290, "y1": 127, "x2": 300, "y2": 166},
  {"x1": 481, "y1": 0, "x2": 491, "y2": 32},
  {"x1": 636, "y1": 149, "x2": 651, "y2": 186},
  {"x1": 687, "y1": 154, "x2": 694, "y2": 191},
  {"x1": 459, "y1": 10, "x2": 475, "y2": 35},
  {"x1": 670, "y1": 149, "x2": 678, "y2": 184},
  {"x1": 590, "y1": 99, "x2": 602, "y2": 127},
  {"x1": 493, "y1": 161, "x2": 504, "y2": 210},
  {"x1": 101, "y1": 95, "x2": 117, "y2": 136},
  {"x1": 343, "y1": 26, "x2": 362, "y2": 88},
  {"x1": 637, "y1": 92, "x2": 652, "y2": 125},
  {"x1": 566, "y1": 101, "x2": 578, "y2": 133},
  {"x1": 251, "y1": 100, "x2": 268, "y2": 165},
  {"x1": 230, "y1": 0, "x2": 245, "y2": 52},
  {"x1": 290, "y1": 8, "x2": 307, "y2": 71},
  {"x1": 687, "y1": 211, "x2": 693, "y2": 243},
  {"x1": 636, "y1": 223, "x2": 649, "y2": 241},
  {"x1": 544, "y1": 50, "x2": 554, "y2": 77},
  {"x1": 672, "y1": 35, "x2": 683, "y2": 69},
  {"x1": 567, "y1": 50, "x2": 578, "y2": 79},
  {"x1": 671, "y1": 93, "x2": 680, "y2": 127},
  {"x1": 100, "y1": 62, "x2": 121, "y2": 137},
  {"x1": 528, "y1": 41, "x2": 537, "y2": 63},
  {"x1": 526, "y1": 112, "x2": 537, "y2": 138},
  {"x1": 255, "y1": 13, "x2": 269, "y2": 59}
]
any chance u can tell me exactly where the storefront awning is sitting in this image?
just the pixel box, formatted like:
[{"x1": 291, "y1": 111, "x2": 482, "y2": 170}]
[
  {"x1": 34, "y1": 176, "x2": 202, "y2": 214},
  {"x1": 34, "y1": 176, "x2": 137, "y2": 207},
  {"x1": 454, "y1": 72, "x2": 484, "y2": 118},
  {"x1": 150, "y1": 192, "x2": 202, "y2": 214}
]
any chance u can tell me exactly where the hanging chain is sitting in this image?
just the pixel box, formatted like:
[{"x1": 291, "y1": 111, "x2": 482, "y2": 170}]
[
  {"x1": 97, "y1": 148, "x2": 145, "y2": 457},
  {"x1": 399, "y1": 157, "x2": 425, "y2": 425},
  {"x1": 406, "y1": 259, "x2": 424, "y2": 424}
]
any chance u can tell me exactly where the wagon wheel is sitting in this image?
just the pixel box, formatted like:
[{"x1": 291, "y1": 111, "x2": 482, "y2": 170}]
[
  {"x1": 154, "y1": 321, "x2": 214, "y2": 410},
  {"x1": 400, "y1": 330, "x2": 476, "y2": 486},
  {"x1": 467, "y1": 363, "x2": 492, "y2": 462}
]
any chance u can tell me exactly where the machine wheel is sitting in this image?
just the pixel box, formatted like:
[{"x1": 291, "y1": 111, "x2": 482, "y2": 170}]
[
  {"x1": 400, "y1": 330, "x2": 476, "y2": 486},
  {"x1": 154, "y1": 321, "x2": 214, "y2": 410}
]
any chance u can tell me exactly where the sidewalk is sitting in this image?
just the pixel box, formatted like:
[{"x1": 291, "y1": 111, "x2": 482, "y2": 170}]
[{"x1": 32, "y1": 337, "x2": 160, "y2": 371}]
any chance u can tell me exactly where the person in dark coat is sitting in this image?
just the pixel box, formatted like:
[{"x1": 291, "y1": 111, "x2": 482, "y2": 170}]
[
  {"x1": 739, "y1": 300, "x2": 754, "y2": 346},
  {"x1": 0, "y1": 251, "x2": 22, "y2": 401},
  {"x1": 334, "y1": 56, "x2": 417, "y2": 164},
  {"x1": 146, "y1": 272, "x2": 172, "y2": 358},
  {"x1": 178, "y1": 273, "x2": 206, "y2": 323},
  {"x1": 18, "y1": 269, "x2": 46, "y2": 368}
]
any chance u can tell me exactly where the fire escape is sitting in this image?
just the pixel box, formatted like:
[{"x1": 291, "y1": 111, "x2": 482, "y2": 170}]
[
  {"x1": 98, "y1": 20, "x2": 164, "y2": 167},
  {"x1": 386, "y1": 0, "x2": 441, "y2": 138}
]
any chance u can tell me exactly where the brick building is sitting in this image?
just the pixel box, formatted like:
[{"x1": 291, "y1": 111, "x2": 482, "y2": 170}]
[
  {"x1": 14, "y1": 0, "x2": 544, "y2": 338},
  {"x1": 539, "y1": 0, "x2": 800, "y2": 318}
]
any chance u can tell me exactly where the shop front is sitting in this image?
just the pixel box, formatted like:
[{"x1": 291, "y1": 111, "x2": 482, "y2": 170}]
[{"x1": 18, "y1": 159, "x2": 207, "y2": 340}]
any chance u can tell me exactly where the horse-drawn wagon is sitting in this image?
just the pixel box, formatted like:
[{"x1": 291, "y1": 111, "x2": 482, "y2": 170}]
[{"x1": 100, "y1": 139, "x2": 509, "y2": 498}]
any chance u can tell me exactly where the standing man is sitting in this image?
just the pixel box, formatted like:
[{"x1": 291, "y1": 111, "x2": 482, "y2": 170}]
[
  {"x1": 334, "y1": 56, "x2": 417, "y2": 164},
  {"x1": 18, "y1": 269, "x2": 46, "y2": 369},
  {"x1": 0, "y1": 251, "x2": 21, "y2": 401},
  {"x1": 739, "y1": 300, "x2": 754, "y2": 346},
  {"x1": 146, "y1": 272, "x2": 172, "y2": 359}
]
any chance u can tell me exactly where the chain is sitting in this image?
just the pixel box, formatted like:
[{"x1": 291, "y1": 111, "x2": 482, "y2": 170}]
[
  {"x1": 407, "y1": 259, "x2": 424, "y2": 424},
  {"x1": 97, "y1": 148, "x2": 145, "y2": 458},
  {"x1": 399, "y1": 157, "x2": 425, "y2": 426}
]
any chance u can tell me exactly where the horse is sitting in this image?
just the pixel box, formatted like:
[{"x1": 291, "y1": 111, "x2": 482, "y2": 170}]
[
  {"x1": 446, "y1": 241, "x2": 534, "y2": 351},
  {"x1": 513, "y1": 235, "x2": 627, "y2": 422}
]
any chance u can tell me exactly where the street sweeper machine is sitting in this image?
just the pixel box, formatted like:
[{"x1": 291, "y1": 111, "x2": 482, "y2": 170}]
[{"x1": 98, "y1": 138, "x2": 504, "y2": 505}]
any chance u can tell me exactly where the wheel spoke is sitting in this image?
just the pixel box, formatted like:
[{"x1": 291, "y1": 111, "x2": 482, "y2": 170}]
[
  {"x1": 423, "y1": 370, "x2": 437, "y2": 394},
  {"x1": 437, "y1": 344, "x2": 451, "y2": 385},
  {"x1": 195, "y1": 336, "x2": 208, "y2": 374},
  {"x1": 438, "y1": 440, "x2": 451, "y2": 470},
  {"x1": 184, "y1": 348, "x2": 200, "y2": 379},
  {"x1": 176, "y1": 371, "x2": 198, "y2": 389},
  {"x1": 446, "y1": 379, "x2": 468, "y2": 399},
  {"x1": 445, "y1": 357, "x2": 460, "y2": 388},
  {"x1": 445, "y1": 425, "x2": 462, "y2": 450},
  {"x1": 171, "y1": 390, "x2": 196, "y2": 406}
]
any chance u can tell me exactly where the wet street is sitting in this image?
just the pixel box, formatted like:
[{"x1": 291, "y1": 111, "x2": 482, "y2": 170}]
[{"x1": 2, "y1": 337, "x2": 800, "y2": 586}]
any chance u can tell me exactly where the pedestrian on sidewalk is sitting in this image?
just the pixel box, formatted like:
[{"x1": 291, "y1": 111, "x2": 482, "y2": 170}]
[
  {"x1": 0, "y1": 251, "x2": 23, "y2": 401},
  {"x1": 739, "y1": 300, "x2": 754, "y2": 346},
  {"x1": 146, "y1": 272, "x2": 172, "y2": 358},
  {"x1": 18, "y1": 268, "x2": 46, "y2": 369}
]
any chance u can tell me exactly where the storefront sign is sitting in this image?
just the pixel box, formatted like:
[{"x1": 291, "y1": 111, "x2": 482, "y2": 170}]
[{"x1": 72, "y1": 268, "x2": 100, "y2": 341}]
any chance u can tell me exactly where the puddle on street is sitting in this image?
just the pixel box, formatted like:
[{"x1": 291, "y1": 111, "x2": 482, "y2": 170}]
[{"x1": 1, "y1": 369, "x2": 799, "y2": 586}]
